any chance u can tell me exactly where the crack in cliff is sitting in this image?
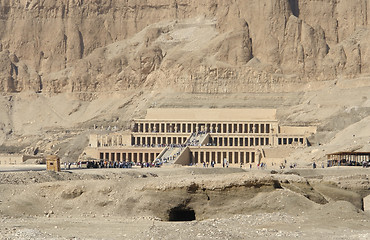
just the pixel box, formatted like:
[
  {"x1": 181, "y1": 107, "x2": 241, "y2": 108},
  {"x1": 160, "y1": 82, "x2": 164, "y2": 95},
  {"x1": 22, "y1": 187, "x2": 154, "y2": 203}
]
[{"x1": 288, "y1": 0, "x2": 299, "y2": 17}]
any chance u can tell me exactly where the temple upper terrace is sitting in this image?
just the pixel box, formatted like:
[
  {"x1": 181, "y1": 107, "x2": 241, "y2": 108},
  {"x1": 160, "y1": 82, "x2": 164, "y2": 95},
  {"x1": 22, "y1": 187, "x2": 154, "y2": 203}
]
[{"x1": 133, "y1": 108, "x2": 278, "y2": 134}]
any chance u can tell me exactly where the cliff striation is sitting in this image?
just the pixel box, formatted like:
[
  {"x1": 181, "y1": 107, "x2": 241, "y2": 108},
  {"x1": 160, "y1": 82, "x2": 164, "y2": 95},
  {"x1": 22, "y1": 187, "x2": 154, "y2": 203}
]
[{"x1": 0, "y1": 0, "x2": 370, "y2": 94}]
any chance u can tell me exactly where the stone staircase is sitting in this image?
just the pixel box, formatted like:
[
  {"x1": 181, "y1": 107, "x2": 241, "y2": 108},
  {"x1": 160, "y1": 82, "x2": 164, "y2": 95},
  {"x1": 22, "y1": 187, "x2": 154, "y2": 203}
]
[
  {"x1": 155, "y1": 133, "x2": 211, "y2": 165},
  {"x1": 185, "y1": 133, "x2": 210, "y2": 146},
  {"x1": 161, "y1": 147, "x2": 182, "y2": 163}
]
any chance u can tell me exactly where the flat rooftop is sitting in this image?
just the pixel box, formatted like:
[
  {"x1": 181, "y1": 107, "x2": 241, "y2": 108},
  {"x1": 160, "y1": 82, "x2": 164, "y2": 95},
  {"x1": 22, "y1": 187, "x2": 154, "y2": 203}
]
[{"x1": 140, "y1": 108, "x2": 277, "y2": 121}]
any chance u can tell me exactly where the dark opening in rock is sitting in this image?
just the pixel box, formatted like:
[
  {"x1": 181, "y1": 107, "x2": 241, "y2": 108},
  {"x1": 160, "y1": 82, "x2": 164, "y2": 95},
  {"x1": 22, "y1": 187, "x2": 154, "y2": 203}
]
[{"x1": 168, "y1": 206, "x2": 196, "y2": 221}]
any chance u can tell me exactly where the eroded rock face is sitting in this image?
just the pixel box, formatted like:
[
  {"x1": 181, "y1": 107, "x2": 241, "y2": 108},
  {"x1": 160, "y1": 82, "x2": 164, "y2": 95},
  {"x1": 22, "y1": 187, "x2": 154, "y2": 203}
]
[
  {"x1": 0, "y1": 50, "x2": 41, "y2": 92},
  {"x1": 0, "y1": 0, "x2": 369, "y2": 94}
]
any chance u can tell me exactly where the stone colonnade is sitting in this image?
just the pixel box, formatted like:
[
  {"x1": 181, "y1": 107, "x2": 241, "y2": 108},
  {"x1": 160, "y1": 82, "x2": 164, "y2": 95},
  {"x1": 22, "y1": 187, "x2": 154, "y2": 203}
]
[
  {"x1": 131, "y1": 135, "x2": 188, "y2": 146},
  {"x1": 98, "y1": 135, "x2": 126, "y2": 147},
  {"x1": 190, "y1": 148, "x2": 256, "y2": 166},
  {"x1": 99, "y1": 149, "x2": 162, "y2": 163},
  {"x1": 134, "y1": 121, "x2": 273, "y2": 134},
  {"x1": 209, "y1": 136, "x2": 270, "y2": 147},
  {"x1": 277, "y1": 137, "x2": 306, "y2": 145}
]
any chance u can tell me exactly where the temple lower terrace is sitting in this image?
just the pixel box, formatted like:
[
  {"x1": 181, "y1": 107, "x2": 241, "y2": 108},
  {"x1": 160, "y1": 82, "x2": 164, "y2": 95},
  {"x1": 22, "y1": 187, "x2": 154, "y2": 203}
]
[{"x1": 84, "y1": 109, "x2": 316, "y2": 167}]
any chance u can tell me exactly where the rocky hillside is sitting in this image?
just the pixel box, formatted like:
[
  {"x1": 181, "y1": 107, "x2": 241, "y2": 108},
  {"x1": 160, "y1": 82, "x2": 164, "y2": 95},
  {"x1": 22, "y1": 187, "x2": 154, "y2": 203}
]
[{"x1": 0, "y1": 0, "x2": 370, "y2": 94}]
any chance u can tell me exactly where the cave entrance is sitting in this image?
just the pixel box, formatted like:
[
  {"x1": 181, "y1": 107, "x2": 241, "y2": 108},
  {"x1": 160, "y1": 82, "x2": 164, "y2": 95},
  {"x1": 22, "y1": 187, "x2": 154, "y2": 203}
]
[{"x1": 168, "y1": 206, "x2": 196, "y2": 221}]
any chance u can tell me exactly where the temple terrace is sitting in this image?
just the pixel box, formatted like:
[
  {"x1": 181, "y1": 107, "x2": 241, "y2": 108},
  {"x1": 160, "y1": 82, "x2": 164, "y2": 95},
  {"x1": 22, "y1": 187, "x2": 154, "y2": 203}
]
[{"x1": 83, "y1": 108, "x2": 316, "y2": 167}]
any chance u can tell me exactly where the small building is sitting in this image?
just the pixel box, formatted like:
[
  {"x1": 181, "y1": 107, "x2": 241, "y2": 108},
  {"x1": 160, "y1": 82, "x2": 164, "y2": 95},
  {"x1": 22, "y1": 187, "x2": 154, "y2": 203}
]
[
  {"x1": 46, "y1": 155, "x2": 61, "y2": 172},
  {"x1": 326, "y1": 152, "x2": 370, "y2": 167}
]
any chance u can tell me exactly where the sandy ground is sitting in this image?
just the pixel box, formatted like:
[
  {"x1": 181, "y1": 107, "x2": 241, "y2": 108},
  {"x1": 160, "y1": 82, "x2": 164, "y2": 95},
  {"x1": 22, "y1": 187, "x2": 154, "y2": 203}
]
[
  {"x1": 0, "y1": 165, "x2": 46, "y2": 172},
  {"x1": 1, "y1": 166, "x2": 370, "y2": 239}
]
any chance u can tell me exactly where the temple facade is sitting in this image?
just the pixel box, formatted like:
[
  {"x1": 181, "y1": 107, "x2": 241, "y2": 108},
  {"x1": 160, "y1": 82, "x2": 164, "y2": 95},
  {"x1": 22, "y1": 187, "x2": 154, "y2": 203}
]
[{"x1": 84, "y1": 108, "x2": 316, "y2": 167}]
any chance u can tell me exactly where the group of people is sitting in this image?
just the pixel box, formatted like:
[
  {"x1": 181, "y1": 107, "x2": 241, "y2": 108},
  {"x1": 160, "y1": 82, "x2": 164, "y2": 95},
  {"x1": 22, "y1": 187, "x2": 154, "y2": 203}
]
[
  {"x1": 63, "y1": 160, "x2": 135, "y2": 169},
  {"x1": 256, "y1": 162, "x2": 266, "y2": 169},
  {"x1": 132, "y1": 144, "x2": 166, "y2": 148},
  {"x1": 186, "y1": 138, "x2": 201, "y2": 147},
  {"x1": 96, "y1": 160, "x2": 133, "y2": 168},
  {"x1": 202, "y1": 160, "x2": 216, "y2": 168}
]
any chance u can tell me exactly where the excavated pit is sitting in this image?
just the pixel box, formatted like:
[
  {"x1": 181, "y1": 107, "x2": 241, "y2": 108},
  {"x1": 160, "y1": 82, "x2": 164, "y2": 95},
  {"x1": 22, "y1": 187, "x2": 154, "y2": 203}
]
[
  {"x1": 143, "y1": 180, "x2": 301, "y2": 221},
  {"x1": 139, "y1": 177, "x2": 370, "y2": 222},
  {"x1": 168, "y1": 205, "x2": 196, "y2": 221}
]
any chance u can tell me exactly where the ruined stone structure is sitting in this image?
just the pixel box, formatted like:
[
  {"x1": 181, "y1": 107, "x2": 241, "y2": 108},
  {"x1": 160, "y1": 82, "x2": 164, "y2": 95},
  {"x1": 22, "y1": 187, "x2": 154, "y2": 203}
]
[
  {"x1": 84, "y1": 109, "x2": 316, "y2": 167},
  {"x1": 0, "y1": 154, "x2": 42, "y2": 165}
]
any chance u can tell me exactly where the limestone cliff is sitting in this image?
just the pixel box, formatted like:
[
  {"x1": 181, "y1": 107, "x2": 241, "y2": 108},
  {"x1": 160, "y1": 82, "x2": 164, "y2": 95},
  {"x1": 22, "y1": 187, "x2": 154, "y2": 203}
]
[{"x1": 0, "y1": 0, "x2": 369, "y2": 94}]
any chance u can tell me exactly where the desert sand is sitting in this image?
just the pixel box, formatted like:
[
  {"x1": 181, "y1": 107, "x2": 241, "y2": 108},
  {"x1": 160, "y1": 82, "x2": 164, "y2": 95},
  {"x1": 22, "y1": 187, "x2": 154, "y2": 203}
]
[{"x1": 1, "y1": 165, "x2": 370, "y2": 239}]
